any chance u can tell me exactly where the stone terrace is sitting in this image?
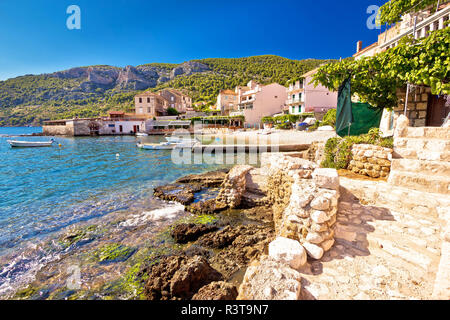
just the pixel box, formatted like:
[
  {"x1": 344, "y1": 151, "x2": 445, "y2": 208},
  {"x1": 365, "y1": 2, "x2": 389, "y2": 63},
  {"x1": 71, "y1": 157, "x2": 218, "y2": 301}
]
[{"x1": 299, "y1": 179, "x2": 444, "y2": 300}]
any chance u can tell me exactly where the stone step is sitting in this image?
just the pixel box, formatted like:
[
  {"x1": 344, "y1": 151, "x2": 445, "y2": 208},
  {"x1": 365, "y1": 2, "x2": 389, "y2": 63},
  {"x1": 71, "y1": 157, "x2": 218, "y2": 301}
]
[
  {"x1": 394, "y1": 137, "x2": 450, "y2": 153},
  {"x1": 340, "y1": 177, "x2": 450, "y2": 219},
  {"x1": 391, "y1": 159, "x2": 450, "y2": 177},
  {"x1": 387, "y1": 170, "x2": 450, "y2": 195},
  {"x1": 400, "y1": 127, "x2": 450, "y2": 140},
  {"x1": 392, "y1": 147, "x2": 450, "y2": 161}
]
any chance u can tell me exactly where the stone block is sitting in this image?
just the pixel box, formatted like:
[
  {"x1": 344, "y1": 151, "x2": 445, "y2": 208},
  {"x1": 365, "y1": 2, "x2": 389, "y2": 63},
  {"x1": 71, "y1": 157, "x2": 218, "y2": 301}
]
[
  {"x1": 310, "y1": 196, "x2": 331, "y2": 211},
  {"x1": 416, "y1": 102, "x2": 428, "y2": 110},
  {"x1": 302, "y1": 242, "x2": 324, "y2": 260},
  {"x1": 311, "y1": 210, "x2": 330, "y2": 224},
  {"x1": 312, "y1": 168, "x2": 339, "y2": 190},
  {"x1": 269, "y1": 237, "x2": 307, "y2": 269},
  {"x1": 237, "y1": 256, "x2": 302, "y2": 300}
]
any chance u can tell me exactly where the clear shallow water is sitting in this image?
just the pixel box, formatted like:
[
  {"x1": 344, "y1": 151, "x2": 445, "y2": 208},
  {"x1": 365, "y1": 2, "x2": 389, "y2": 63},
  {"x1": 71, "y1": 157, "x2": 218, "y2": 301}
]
[{"x1": 0, "y1": 127, "x2": 226, "y2": 253}]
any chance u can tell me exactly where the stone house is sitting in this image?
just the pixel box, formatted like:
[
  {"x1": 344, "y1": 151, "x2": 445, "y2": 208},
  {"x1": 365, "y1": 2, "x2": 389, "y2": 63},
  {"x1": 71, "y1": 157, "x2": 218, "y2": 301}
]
[
  {"x1": 216, "y1": 89, "x2": 238, "y2": 115},
  {"x1": 353, "y1": 3, "x2": 450, "y2": 131},
  {"x1": 159, "y1": 88, "x2": 192, "y2": 114},
  {"x1": 134, "y1": 91, "x2": 168, "y2": 117}
]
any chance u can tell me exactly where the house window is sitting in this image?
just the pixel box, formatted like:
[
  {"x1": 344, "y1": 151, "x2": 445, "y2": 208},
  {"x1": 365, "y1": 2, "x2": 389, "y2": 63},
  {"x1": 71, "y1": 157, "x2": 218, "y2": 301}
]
[
  {"x1": 139, "y1": 98, "x2": 142, "y2": 103},
  {"x1": 147, "y1": 108, "x2": 151, "y2": 113},
  {"x1": 147, "y1": 98, "x2": 150, "y2": 103}
]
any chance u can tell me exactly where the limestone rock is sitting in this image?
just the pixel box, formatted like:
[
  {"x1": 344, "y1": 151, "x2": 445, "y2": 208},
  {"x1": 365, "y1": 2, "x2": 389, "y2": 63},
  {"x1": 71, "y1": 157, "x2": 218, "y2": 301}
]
[
  {"x1": 192, "y1": 281, "x2": 238, "y2": 300},
  {"x1": 170, "y1": 256, "x2": 223, "y2": 299},
  {"x1": 170, "y1": 223, "x2": 218, "y2": 244},
  {"x1": 268, "y1": 237, "x2": 307, "y2": 269},
  {"x1": 303, "y1": 242, "x2": 324, "y2": 260},
  {"x1": 312, "y1": 168, "x2": 339, "y2": 190},
  {"x1": 143, "y1": 255, "x2": 222, "y2": 300},
  {"x1": 310, "y1": 196, "x2": 331, "y2": 211},
  {"x1": 311, "y1": 210, "x2": 330, "y2": 224},
  {"x1": 320, "y1": 239, "x2": 335, "y2": 251},
  {"x1": 237, "y1": 256, "x2": 301, "y2": 300}
]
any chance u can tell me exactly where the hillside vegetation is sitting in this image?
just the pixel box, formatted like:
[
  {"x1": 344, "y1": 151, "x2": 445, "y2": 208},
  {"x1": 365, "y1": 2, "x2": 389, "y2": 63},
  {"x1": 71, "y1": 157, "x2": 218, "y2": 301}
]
[{"x1": 0, "y1": 55, "x2": 331, "y2": 126}]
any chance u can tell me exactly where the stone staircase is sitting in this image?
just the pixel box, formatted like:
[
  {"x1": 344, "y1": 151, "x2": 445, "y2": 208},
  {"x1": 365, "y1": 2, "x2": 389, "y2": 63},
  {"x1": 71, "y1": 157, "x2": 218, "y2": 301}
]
[{"x1": 388, "y1": 126, "x2": 450, "y2": 195}]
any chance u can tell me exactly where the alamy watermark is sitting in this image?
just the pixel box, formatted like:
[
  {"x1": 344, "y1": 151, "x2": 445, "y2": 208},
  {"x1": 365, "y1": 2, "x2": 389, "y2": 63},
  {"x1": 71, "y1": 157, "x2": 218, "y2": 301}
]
[
  {"x1": 168, "y1": 122, "x2": 280, "y2": 166},
  {"x1": 66, "y1": 5, "x2": 81, "y2": 30},
  {"x1": 366, "y1": 5, "x2": 382, "y2": 30}
]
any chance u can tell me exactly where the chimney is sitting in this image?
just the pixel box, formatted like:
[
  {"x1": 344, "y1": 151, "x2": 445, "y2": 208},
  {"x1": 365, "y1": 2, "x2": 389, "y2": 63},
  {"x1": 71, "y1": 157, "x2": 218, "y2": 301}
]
[{"x1": 356, "y1": 41, "x2": 363, "y2": 53}]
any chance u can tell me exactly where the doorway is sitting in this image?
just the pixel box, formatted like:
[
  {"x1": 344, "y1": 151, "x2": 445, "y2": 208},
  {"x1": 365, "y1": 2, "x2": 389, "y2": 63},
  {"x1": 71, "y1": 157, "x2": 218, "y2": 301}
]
[{"x1": 426, "y1": 95, "x2": 450, "y2": 127}]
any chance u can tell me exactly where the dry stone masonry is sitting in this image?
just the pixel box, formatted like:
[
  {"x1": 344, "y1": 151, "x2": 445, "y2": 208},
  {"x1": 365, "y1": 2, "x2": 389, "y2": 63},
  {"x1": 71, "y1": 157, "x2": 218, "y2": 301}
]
[
  {"x1": 216, "y1": 165, "x2": 254, "y2": 208},
  {"x1": 263, "y1": 154, "x2": 340, "y2": 260},
  {"x1": 348, "y1": 144, "x2": 393, "y2": 178},
  {"x1": 238, "y1": 154, "x2": 341, "y2": 300}
]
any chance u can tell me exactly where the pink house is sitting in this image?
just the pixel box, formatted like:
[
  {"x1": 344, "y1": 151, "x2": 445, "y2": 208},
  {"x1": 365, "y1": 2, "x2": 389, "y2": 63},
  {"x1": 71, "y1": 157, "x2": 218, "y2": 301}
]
[
  {"x1": 230, "y1": 81, "x2": 287, "y2": 126},
  {"x1": 286, "y1": 68, "x2": 337, "y2": 115}
]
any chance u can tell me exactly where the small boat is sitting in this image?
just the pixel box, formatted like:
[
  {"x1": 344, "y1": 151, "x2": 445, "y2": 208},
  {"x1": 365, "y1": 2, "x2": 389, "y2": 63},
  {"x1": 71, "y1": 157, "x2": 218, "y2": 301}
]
[
  {"x1": 136, "y1": 132, "x2": 148, "y2": 137},
  {"x1": 7, "y1": 139, "x2": 54, "y2": 148},
  {"x1": 165, "y1": 136, "x2": 197, "y2": 143},
  {"x1": 137, "y1": 139, "x2": 198, "y2": 150}
]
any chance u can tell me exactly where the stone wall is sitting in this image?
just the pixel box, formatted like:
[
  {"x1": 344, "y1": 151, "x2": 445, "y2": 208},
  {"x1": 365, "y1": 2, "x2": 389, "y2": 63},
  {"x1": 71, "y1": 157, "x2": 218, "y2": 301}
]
[
  {"x1": 348, "y1": 144, "x2": 393, "y2": 178},
  {"x1": 237, "y1": 154, "x2": 341, "y2": 300},
  {"x1": 307, "y1": 141, "x2": 326, "y2": 165},
  {"x1": 261, "y1": 154, "x2": 340, "y2": 259},
  {"x1": 394, "y1": 86, "x2": 431, "y2": 127},
  {"x1": 42, "y1": 124, "x2": 74, "y2": 136},
  {"x1": 216, "y1": 165, "x2": 254, "y2": 209}
]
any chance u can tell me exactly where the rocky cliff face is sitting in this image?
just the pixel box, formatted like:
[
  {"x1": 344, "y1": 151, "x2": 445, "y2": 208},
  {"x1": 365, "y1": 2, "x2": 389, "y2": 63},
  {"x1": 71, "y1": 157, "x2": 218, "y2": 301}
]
[{"x1": 51, "y1": 61, "x2": 211, "y2": 93}]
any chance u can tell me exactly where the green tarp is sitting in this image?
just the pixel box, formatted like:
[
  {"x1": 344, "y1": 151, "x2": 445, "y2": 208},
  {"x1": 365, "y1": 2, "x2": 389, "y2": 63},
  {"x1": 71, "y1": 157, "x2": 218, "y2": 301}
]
[{"x1": 336, "y1": 78, "x2": 383, "y2": 137}]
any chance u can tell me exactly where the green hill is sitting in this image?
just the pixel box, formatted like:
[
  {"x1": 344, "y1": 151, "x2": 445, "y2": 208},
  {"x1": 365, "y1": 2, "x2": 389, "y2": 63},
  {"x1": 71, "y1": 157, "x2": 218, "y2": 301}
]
[{"x1": 0, "y1": 55, "x2": 332, "y2": 126}]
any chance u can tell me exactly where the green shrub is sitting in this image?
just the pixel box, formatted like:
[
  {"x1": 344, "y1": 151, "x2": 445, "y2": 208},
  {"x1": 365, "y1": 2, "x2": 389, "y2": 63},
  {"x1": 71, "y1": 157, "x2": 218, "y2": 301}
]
[
  {"x1": 320, "y1": 109, "x2": 336, "y2": 128},
  {"x1": 321, "y1": 128, "x2": 393, "y2": 169},
  {"x1": 167, "y1": 107, "x2": 179, "y2": 116}
]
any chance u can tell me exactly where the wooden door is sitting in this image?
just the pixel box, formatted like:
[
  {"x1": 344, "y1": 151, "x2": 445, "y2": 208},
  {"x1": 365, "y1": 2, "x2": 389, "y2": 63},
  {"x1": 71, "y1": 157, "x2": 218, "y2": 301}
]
[{"x1": 427, "y1": 95, "x2": 450, "y2": 126}]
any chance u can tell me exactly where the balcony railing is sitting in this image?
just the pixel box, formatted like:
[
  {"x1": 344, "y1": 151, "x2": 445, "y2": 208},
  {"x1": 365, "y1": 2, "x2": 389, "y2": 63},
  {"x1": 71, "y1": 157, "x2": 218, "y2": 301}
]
[
  {"x1": 286, "y1": 98, "x2": 304, "y2": 105},
  {"x1": 379, "y1": 5, "x2": 450, "y2": 50}
]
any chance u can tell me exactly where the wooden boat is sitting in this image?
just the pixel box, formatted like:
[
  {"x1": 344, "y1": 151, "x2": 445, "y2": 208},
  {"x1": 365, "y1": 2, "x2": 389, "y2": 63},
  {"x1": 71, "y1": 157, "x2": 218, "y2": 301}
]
[{"x1": 7, "y1": 139, "x2": 54, "y2": 148}]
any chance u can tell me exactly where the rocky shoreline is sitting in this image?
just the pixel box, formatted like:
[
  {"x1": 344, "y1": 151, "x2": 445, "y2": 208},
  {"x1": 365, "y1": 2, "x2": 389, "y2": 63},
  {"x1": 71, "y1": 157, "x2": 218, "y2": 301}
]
[
  {"x1": 143, "y1": 168, "x2": 275, "y2": 300},
  {"x1": 141, "y1": 152, "x2": 340, "y2": 300}
]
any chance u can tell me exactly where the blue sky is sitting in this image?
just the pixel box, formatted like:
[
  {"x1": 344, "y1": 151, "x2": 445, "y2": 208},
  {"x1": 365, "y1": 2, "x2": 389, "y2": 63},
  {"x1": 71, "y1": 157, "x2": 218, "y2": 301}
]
[{"x1": 0, "y1": 0, "x2": 387, "y2": 80}]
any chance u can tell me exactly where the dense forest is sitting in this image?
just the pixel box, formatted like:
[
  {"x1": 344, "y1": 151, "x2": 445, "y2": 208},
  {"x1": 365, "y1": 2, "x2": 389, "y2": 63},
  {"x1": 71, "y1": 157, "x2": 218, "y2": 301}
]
[{"x1": 0, "y1": 55, "x2": 332, "y2": 126}]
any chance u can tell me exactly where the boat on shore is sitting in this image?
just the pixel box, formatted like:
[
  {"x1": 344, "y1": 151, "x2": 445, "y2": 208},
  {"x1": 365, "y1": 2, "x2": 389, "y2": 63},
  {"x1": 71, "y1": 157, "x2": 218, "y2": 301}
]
[{"x1": 7, "y1": 139, "x2": 54, "y2": 148}]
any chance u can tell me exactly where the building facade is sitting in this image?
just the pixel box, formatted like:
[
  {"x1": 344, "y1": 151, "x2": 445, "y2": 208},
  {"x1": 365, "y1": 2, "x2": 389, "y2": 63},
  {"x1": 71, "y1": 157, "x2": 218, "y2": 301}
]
[
  {"x1": 285, "y1": 69, "x2": 337, "y2": 116},
  {"x1": 354, "y1": 3, "x2": 450, "y2": 60},
  {"x1": 134, "y1": 92, "x2": 168, "y2": 117},
  {"x1": 216, "y1": 89, "x2": 238, "y2": 115},
  {"x1": 229, "y1": 81, "x2": 287, "y2": 126},
  {"x1": 353, "y1": 3, "x2": 450, "y2": 129},
  {"x1": 159, "y1": 89, "x2": 192, "y2": 114}
]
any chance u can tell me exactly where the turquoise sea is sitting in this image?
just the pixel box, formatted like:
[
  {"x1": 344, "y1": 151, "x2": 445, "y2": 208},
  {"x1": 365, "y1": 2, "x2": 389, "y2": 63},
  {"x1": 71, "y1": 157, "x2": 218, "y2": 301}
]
[{"x1": 0, "y1": 127, "x2": 230, "y2": 297}]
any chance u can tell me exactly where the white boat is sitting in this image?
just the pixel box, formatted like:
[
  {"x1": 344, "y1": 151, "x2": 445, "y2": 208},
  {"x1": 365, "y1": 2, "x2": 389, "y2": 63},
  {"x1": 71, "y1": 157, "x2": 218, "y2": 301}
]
[
  {"x1": 7, "y1": 139, "x2": 54, "y2": 148},
  {"x1": 136, "y1": 132, "x2": 148, "y2": 137},
  {"x1": 165, "y1": 136, "x2": 197, "y2": 143},
  {"x1": 137, "y1": 139, "x2": 198, "y2": 150}
]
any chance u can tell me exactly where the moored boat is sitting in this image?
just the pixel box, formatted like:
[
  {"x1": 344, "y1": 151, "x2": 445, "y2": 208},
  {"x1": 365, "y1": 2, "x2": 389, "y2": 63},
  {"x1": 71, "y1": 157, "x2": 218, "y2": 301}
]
[
  {"x1": 136, "y1": 132, "x2": 149, "y2": 137},
  {"x1": 7, "y1": 139, "x2": 55, "y2": 148},
  {"x1": 137, "y1": 139, "x2": 198, "y2": 150}
]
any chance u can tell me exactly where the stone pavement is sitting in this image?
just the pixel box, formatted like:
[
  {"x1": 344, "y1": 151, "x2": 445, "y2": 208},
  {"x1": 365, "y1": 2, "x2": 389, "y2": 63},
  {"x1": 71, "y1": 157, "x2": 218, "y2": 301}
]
[{"x1": 298, "y1": 186, "x2": 444, "y2": 300}]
